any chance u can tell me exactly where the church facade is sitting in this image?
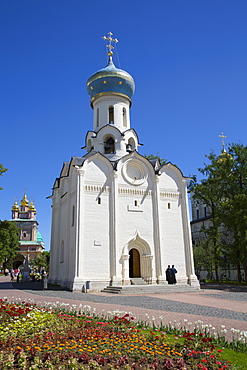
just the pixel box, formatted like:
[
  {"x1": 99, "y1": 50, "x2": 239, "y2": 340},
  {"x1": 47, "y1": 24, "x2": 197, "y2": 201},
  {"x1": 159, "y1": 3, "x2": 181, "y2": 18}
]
[
  {"x1": 49, "y1": 34, "x2": 199, "y2": 291},
  {"x1": 11, "y1": 194, "x2": 44, "y2": 261}
]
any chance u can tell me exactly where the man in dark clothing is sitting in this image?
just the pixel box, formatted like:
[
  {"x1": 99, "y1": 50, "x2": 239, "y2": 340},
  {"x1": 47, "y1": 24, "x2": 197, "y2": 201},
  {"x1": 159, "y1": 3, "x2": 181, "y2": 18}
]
[
  {"x1": 171, "y1": 265, "x2": 177, "y2": 284},
  {"x1": 165, "y1": 265, "x2": 173, "y2": 284}
]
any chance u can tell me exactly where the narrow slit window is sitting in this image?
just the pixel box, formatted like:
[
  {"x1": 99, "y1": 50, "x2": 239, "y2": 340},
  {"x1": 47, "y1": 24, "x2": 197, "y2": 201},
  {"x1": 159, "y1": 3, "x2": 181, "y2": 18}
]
[
  {"x1": 72, "y1": 205, "x2": 75, "y2": 226},
  {"x1": 123, "y1": 107, "x2": 127, "y2": 127},
  {"x1": 134, "y1": 200, "x2": 138, "y2": 206},
  {"x1": 168, "y1": 203, "x2": 171, "y2": 209},
  {"x1": 98, "y1": 197, "x2": 101, "y2": 205},
  {"x1": 60, "y1": 242, "x2": 64, "y2": 263},
  {"x1": 109, "y1": 106, "x2": 114, "y2": 124},
  {"x1": 96, "y1": 108, "x2": 99, "y2": 127}
]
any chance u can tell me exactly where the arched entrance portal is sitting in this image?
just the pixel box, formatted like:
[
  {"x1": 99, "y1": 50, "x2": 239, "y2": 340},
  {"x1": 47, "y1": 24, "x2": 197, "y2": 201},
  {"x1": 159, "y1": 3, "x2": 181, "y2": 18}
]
[{"x1": 129, "y1": 248, "x2": 141, "y2": 278}]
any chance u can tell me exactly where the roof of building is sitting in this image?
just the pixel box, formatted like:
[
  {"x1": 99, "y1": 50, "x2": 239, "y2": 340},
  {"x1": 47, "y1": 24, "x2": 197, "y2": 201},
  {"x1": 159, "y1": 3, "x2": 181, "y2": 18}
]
[
  {"x1": 86, "y1": 57, "x2": 135, "y2": 102},
  {"x1": 36, "y1": 231, "x2": 44, "y2": 243}
]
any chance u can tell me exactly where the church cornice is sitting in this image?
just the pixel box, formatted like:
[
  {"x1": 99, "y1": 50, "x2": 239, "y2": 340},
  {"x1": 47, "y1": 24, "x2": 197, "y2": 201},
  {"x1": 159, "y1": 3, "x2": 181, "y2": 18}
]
[
  {"x1": 84, "y1": 185, "x2": 110, "y2": 193},
  {"x1": 118, "y1": 188, "x2": 152, "y2": 197},
  {"x1": 159, "y1": 191, "x2": 181, "y2": 199}
]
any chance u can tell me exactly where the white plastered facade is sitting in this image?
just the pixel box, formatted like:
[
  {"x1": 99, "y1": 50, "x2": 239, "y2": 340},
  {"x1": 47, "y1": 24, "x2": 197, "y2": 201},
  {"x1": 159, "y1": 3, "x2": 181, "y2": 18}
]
[{"x1": 49, "y1": 63, "x2": 199, "y2": 291}]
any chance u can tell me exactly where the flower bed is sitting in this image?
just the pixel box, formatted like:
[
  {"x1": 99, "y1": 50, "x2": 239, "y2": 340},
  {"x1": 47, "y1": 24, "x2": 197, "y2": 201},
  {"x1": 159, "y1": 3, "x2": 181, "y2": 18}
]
[{"x1": 0, "y1": 298, "x2": 240, "y2": 369}]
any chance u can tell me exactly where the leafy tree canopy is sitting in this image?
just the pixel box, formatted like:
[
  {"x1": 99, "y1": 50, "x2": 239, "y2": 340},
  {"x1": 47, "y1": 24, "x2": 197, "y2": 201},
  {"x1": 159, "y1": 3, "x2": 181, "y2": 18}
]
[
  {"x1": 0, "y1": 163, "x2": 7, "y2": 190},
  {"x1": 190, "y1": 143, "x2": 247, "y2": 281},
  {"x1": 31, "y1": 251, "x2": 50, "y2": 271},
  {"x1": 0, "y1": 221, "x2": 19, "y2": 264}
]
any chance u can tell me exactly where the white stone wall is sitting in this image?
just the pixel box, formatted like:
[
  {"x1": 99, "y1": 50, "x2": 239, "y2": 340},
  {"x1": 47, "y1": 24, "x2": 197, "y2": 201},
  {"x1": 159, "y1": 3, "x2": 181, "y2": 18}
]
[
  {"x1": 49, "y1": 152, "x2": 198, "y2": 291},
  {"x1": 93, "y1": 95, "x2": 130, "y2": 132}
]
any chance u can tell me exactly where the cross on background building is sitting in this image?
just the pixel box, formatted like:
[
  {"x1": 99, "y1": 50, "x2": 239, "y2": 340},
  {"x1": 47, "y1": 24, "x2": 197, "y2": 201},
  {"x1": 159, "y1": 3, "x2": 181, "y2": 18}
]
[{"x1": 218, "y1": 132, "x2": 227, "y2": 152}]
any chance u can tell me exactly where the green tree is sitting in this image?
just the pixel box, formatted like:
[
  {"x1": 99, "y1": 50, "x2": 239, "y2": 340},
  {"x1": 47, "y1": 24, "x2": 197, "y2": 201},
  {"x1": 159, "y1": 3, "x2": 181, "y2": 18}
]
[
  {"x1": 0, "y1": 163, "x2": 7, "y2": 190},
  {"x1": 31, "y1": 251, "x2": 50, "y2": 271},
  {"x1": 189, "y1": 172, "x2": 224, "y2": 281},
  {"x1": 193, "y1": 239, "x2": 215, "y2": 279},
  {"x1": 190, "y1": 143, "x2": 247, "y2": 282},
  {"x1": 144, "y1": 153, "x2": 167, "y2": 166},
  {"x1": 0, "y1": 221, "x2": 19, "y2": 266},
  {"x1": 219, "y1": 144, "x2": 247, "y2": 281}
]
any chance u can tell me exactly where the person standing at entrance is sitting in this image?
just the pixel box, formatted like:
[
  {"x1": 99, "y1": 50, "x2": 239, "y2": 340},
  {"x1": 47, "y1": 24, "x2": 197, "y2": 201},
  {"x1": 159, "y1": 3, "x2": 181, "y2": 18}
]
[
  {"x1": 171, "y1": 265, "x2": 177, "y2": 284},
  {"x1": 165, "y1": 265, "x2": 173, "y2": 284}
]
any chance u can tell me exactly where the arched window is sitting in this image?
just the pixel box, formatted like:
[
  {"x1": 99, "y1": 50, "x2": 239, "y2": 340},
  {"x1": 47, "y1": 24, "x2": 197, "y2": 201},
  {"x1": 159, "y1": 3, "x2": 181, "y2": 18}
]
[
  {"x1": 123, "y1": 107, "x2": 127, "y2": 127},
  {"x1": 126, "y1": 138, "x2": 135, "y2": 153},
  {"x1": 109, "y1": 106, "x2": 114, "y2": 124},
  {"x1": 104, "y1": 137, "x2": 115, "y2": 154},
  {"x1": 96, "y1": 108, "x2": 99, "y2": 127}
]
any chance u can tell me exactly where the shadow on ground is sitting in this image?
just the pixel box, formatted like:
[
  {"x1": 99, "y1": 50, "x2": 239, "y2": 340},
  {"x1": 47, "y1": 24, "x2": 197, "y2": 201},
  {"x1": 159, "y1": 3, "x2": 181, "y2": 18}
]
[
  {"x1": 1, "y1": 279, "x2": 247, "y2": 293},
  {"x1": 11, "y1": 281, "x2": 70, "y2": 291},
  {"x1": 201, "y1": 282, "x2": 247, "y2": 292}
]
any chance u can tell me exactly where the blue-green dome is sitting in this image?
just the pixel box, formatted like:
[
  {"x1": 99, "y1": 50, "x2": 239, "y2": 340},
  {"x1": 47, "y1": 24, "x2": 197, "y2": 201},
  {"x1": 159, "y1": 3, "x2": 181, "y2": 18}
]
[
  {"x1": 36, "y1": 231, "x2": 44, "y2": 243},
  {"x1": 86, "y1": 58, "x2": 135, "y2": 103}
]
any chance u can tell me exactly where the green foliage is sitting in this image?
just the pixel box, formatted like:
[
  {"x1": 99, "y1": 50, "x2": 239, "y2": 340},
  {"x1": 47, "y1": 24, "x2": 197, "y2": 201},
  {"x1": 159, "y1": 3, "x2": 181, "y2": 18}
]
[
  {"x1": 144, "y1": 153, "x2": 167, "y2": 166},
  {"x1": 218, "y1": 348, "x2": 247, "y2": 370},
  {"x1": 0, "y1": 221, "x2": 19, "y2": 265},
  {"x1": 193, "y1": 240, "x2": 215, "y2": 279},
  {"x1": 0, "y1": 163, "x2": 7, "y2": 190},
  {"x1": 31, "y1": 251, "x2": 50, "y2": 270},
  {"x1": 190, "y1": 143, "x2": 247, "y2": 282}
]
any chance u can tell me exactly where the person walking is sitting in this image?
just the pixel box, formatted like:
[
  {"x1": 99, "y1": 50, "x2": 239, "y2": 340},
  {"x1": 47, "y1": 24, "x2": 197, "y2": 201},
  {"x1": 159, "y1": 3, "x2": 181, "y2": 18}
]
[
  {"x1": 10, "y1": 269, "x2": 15, "y2": 282},
  {"x1": 42, "y1": 271, "x2": 48, "y2": 290}
]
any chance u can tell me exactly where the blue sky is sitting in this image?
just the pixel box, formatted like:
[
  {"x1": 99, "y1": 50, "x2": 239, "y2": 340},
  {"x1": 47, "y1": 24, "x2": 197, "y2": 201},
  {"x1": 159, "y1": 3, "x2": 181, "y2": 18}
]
[{"x1": 1, "y1": 0, "x2": 247, "y2": 250}]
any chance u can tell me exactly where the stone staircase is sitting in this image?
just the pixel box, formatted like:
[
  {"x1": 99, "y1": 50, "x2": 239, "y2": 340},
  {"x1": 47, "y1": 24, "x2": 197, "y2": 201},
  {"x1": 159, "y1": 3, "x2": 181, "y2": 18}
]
[
  {"x1": 101, "y1": 284, "x2": 200, "y2": 294},
  {"x1": 130, "y1": 278, "x2": 147, "y2": 285}
]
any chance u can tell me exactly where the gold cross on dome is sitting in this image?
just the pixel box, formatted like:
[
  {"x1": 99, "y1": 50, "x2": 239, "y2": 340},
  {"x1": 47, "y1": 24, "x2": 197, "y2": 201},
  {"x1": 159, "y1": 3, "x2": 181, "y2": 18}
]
[
  {"x1": 102, "y1": 32, "x2": 118, "y2": 56},
  {"x1": 218, "y1": 132, "x2": 227, "y2": 152}
]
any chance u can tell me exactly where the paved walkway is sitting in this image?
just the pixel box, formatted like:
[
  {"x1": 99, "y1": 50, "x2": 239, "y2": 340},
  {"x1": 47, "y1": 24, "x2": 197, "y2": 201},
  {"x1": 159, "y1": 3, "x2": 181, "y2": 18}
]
[{"x1": 1, "y1": 276, "x2": 247, "y2": 341}]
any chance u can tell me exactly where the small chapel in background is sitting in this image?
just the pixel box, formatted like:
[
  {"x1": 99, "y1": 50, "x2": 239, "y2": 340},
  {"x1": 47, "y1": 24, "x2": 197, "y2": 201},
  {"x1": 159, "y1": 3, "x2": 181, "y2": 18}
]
[
  {"x1": 11, "y1": 193, "x2": 45, "y2": 261},
  {"x1": 49, "y1": 33, "x2": 199, "y2": 292}
]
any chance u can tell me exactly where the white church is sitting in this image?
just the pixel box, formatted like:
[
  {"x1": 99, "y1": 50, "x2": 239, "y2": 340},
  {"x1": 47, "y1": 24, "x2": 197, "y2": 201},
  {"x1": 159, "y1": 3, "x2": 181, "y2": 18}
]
[{"x1": 49, "y1": 33, "x2": 199, "y2": 292}]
